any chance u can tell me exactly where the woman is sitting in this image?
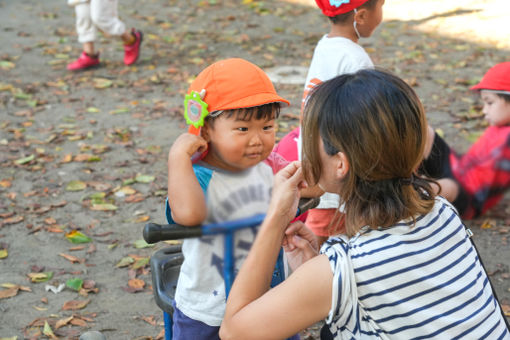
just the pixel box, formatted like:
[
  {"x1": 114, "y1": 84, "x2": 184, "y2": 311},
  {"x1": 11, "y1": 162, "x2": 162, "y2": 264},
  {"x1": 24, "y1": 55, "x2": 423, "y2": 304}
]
[{"x1": 219, "y1": 69, "x2": 510, "y2": 339}]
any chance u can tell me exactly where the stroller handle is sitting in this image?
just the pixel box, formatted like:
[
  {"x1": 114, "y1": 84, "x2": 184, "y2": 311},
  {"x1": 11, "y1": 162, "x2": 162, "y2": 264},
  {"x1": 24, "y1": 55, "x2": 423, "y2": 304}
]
[{"x1": 143, "y1": 197, "x2": 320, "y2": 244}]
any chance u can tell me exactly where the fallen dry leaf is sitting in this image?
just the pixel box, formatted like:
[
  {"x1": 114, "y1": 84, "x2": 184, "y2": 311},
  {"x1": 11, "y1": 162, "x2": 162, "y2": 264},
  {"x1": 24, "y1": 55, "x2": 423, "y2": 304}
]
[
  {"x1": 0, "y1": 286, "x2": 19, "y2": 299},
  {"x1": 59, "y1": 253, "x2": 84, "y2": 264},
  {"x1": 62, "y1": 299, "x2": 90, "y2": 310},
  {"x1": 55, "y1": 315, "x2": 74, "y2": 329},
  {"x1": 128, "y1": 278, "x2": 145, "y2": 290}
]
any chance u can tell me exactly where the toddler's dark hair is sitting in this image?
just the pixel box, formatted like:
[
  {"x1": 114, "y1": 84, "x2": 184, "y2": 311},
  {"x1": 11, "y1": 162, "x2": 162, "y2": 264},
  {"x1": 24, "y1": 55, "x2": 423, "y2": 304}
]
[
  {"x1": 302, "y1": 68, "x2": 435, "y2": 236},
  {"x1": 497, "y1": 93, "x2": 510, "y2": 103},
  {"x1": 205, "y1": 102, "x2": 280, "y2": 126},
  {"x1": 328, "y1": 0, "x2": 378, "y2": 24}
]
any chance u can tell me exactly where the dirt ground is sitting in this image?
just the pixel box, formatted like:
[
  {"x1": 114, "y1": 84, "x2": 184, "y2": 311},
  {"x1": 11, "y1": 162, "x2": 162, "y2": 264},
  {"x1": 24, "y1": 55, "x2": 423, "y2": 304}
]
[{"x1": 0, "y1": 0, "x2": 509, "y2": 339}]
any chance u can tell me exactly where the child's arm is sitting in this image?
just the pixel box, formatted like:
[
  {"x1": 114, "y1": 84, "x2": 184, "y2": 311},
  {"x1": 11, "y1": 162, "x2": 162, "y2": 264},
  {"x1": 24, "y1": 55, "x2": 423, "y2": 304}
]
[{"x1": 167, "y1": 133, "x2": 208, "y2": 226}]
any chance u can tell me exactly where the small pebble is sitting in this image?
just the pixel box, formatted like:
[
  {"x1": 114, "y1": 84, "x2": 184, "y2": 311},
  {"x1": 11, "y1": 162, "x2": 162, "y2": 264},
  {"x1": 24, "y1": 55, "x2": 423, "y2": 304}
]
[{"x1": 79, "y1": 331, "x2": 106, "y2": 340}]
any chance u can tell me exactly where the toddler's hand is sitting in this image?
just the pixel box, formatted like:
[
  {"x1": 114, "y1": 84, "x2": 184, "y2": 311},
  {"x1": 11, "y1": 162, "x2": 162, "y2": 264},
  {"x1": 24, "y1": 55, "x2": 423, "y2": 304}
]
[{"x1": 169, "y1": 133, "x2": 208, "y2": 160}]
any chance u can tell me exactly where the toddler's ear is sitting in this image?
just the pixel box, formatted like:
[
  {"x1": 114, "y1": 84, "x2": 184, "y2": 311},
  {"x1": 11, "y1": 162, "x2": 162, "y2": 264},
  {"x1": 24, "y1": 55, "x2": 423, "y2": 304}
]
[
  {"x1": 354, "y1": 7, "x2": 368, "y2": 24},
  {"x1": 200, "y1": 122, "x2": 211, "y2": 142}
]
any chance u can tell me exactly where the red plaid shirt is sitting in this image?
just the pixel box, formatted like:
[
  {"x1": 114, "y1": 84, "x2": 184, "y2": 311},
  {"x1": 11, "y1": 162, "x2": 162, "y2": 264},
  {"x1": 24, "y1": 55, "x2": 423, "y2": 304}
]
[{"x1": 450, "y1": 125, "x2": 510, "y2": 219}]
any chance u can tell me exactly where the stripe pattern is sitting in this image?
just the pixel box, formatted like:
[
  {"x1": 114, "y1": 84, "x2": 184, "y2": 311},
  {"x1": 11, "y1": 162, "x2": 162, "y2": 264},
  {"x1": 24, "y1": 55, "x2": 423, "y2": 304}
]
[{"x1": 321, "y1": 197, "x2": 509, "y2": 339}]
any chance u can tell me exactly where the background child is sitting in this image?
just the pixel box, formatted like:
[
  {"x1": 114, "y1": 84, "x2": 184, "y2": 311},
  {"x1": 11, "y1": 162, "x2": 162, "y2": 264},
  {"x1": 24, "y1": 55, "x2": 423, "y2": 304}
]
[
  {"x1": 67, "y1": 0, "x2": 142, "y2": 71},
  {"x1": 421, "y1": 62, "x2": 510, "y2": 219},
  {"x1": 166, "y1": 58, "x2": 292, "y2": 339},
  {"x1": 273, "y1": 0, "x2": 385, "y2": 243},
  {"x1": 220, "y1": 69, "x2": 509, "y2": 340}
]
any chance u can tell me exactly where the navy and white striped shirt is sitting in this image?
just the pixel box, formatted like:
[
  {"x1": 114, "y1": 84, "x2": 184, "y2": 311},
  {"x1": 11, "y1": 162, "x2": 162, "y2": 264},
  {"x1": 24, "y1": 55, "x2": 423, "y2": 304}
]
[{"x1": 321, "y1": 197, "x2": 509, "y2": 339}]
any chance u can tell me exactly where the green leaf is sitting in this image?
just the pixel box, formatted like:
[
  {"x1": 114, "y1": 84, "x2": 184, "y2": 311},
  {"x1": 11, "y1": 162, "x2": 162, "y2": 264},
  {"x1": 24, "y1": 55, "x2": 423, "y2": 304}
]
[
  {"x1": 122, "y1": 178, "x2": 136, "y2": 186},
  {"x1": 93, "y1": 78, "x2": 113, "y2": 89},
  {"x1": 43, "y1": 321, "x2": 55, "y2": 338},
  {"x1": 86, "y1": 107, "x2": 100, "y2": 113},
  {"x1": 14, "y1": 155, "x2": 34, "y2": 165},
  {"x1": 0, "y1": 60, "x2": 15, "y2": 70},
  {"x1": 29, "y1": 271, "x2": 53, "y2": 283},
  {"x1": 133, "y1": 239, "x2": 153, "y2": 249},
  {"x1": 0, "y1": 249, "x2": 8, "y2": 259},
  {"x1": 135, "y1": 174, "x2": 155, "y2": 183},
  {"x1": 65, "y1": 230, "x2": 92, "y2": 244},
  {"x1": 66, "y1": 278, "x2": 84, "y2": 291},
  {"x1": 14, "y1": 92, "x2": 31, "y2": 100},
  {"x1": 86, "y1": 155, "x2": 101, "y2": 162},
  {"x1": 66, "y1": 180, "x2": 87, "y2": 192},
  {"x1": 90, "y1": 203, "x2": 117, "y2": 211},
  {"x1": 116, "y1": 256, "x2": 134, "y2": 268},
  {"x1": 109, "y1": 107, "x2": 130, "y2": 115},
  {"x1": 132, "y1": 257, "x2": 150, "y2": 269}
]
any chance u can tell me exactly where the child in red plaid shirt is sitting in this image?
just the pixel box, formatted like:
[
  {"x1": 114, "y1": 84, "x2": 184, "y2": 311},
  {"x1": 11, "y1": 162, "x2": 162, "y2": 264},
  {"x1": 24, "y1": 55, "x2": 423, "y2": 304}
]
[{"x1": 421, "y1": 62, "x2": 510, "y2": 219}]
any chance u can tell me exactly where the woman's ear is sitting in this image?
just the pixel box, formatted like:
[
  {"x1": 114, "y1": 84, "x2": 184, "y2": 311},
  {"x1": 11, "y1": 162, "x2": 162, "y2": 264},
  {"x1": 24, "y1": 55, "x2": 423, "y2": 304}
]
[{"x1": 335, "y1": 152, "x2": 350, "y2": 180}]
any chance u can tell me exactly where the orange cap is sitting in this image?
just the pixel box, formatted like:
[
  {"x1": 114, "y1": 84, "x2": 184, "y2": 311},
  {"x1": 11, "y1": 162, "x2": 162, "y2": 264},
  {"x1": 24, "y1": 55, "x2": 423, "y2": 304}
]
[{"x1": 187, "y1": 58, "x2": 289, "y2": 113}]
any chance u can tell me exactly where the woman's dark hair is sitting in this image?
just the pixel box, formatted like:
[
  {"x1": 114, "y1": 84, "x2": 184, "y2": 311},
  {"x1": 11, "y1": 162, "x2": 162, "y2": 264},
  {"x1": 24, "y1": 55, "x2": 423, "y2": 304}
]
[
  {"x1": 205, "y1": 102, "x2": 280, "y2": 126},
  {"x1": 302, "y1": 68, "x2": 435, "y2": 236},
  {"x1": 328, "y1": 0, "x2": 379, "y2": 24}
]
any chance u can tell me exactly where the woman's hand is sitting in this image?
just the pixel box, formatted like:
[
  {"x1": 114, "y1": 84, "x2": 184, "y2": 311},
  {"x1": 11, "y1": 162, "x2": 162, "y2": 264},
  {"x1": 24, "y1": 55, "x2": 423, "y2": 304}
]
[
  {"x1": 283, "y1": 221, "x2": 319, "y2": 271},
  {"x1": 267, "y1": 161, "x2": 307, "y2": 225}
]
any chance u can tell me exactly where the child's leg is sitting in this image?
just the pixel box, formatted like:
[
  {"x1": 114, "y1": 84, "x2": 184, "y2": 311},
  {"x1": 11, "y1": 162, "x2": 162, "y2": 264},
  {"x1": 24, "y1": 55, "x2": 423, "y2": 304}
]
[
  {"x1": 89, "y1": 0, "x2": 126, "y2": 38},
  {"x1": 419, "y1": 130, "x2": 472, "y2": 216},
  {"x1": 68, "y1": 3, "x2": 100, "y2": 71},
  {"x1": 75, "y1": 2, "x2": 96, "y2": 46},
  {"x1": 89, "y1": 0, "x2": 142, "y2": 65}
]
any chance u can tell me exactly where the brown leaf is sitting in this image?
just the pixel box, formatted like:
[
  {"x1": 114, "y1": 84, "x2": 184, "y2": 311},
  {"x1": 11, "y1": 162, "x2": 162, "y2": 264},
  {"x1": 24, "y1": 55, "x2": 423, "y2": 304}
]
[
  {"x1": 59, "y1": 253, "x2": 84, "y2": 264},
  {"x1": 138, "y1": 315, "x2": 157, "y2": 326},
  {"x1": 125, "y1": 193, "x2": 145, "y2": 203},
  {"x1": 62, "y1": 299, "x2": 90, "y2": 310},
  {"x1": 82, "y1": 279, "x2": 96, "y2": 290},
  {"x1": 51, "y1": 201, "x2": 68, "y2": 208},
  {"x1": 0, "y1": 286, "x2": 19, "y2": 299},
  {"x1": 86, "y1": 243, "x2": 97, "y2": 254},
  {"x1": 128, "y1": 278, "x2": 145, "y2": 290},
  {"x1": 70, "y1": 317, "x2": 88, "y2": 327},
  {"x1": 44, "y1": 217, "x2": 57, "y2": 225},
  {"x1": 73, "y1": 153, "x2": 94, "y2": 162},
  {"x1": 500, "y1": 305, "x2": 510, "y2": 318},
  {"x1": 55, "y1": 316, "x2": 74, "y2": 329},
  {"x1": 1, "y1": 215, "x2": 24, "y2": 226},
  {"x1": 156, "y1": 328, "x2": 165, "y2": 340},
  {"x1": 0, "y1": 179, "x2": 12, "y2": 188}
]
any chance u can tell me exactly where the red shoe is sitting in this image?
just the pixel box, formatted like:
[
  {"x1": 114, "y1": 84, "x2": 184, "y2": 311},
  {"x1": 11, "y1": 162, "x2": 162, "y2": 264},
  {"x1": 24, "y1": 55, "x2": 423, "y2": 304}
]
[
  {"x1": 67, "y1": 51, "x2": 100, "y2": 71},
  {"x1": 124, "y1": 29, "x2": 143, "y2": 65}
]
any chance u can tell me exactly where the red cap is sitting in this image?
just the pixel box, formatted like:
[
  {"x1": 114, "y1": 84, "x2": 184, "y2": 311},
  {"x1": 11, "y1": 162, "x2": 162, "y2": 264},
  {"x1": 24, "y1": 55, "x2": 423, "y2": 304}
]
[
  {"x1": 315, "y1": 0, "x2": 369, "y2": 17},
  {"x1": 188, "y1": 58, "x2": 289, "y2": 112},
  {"x1": 470, "y1": 62, "x2": 510, "y2": 93}
]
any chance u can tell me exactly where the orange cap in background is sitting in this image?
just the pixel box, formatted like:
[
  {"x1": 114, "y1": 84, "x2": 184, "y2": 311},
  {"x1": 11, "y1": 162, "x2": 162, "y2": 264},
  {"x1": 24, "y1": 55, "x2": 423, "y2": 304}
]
[{"x1": 187, "y1": 58, "x2": 289, "y2": 113}]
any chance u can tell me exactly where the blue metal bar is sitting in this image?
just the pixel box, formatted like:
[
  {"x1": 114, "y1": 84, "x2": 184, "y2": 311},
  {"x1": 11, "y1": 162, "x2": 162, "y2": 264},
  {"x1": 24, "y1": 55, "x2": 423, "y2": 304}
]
[
  {"x1": 163, "y1": 311, "x2": 172, "y2": 340},
  {"x1": 201, "y1": 214, "x2": 265, "y2": 236},
  {"x1": 224, "y1": 231, "x2": 234, "y2": 297}
]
